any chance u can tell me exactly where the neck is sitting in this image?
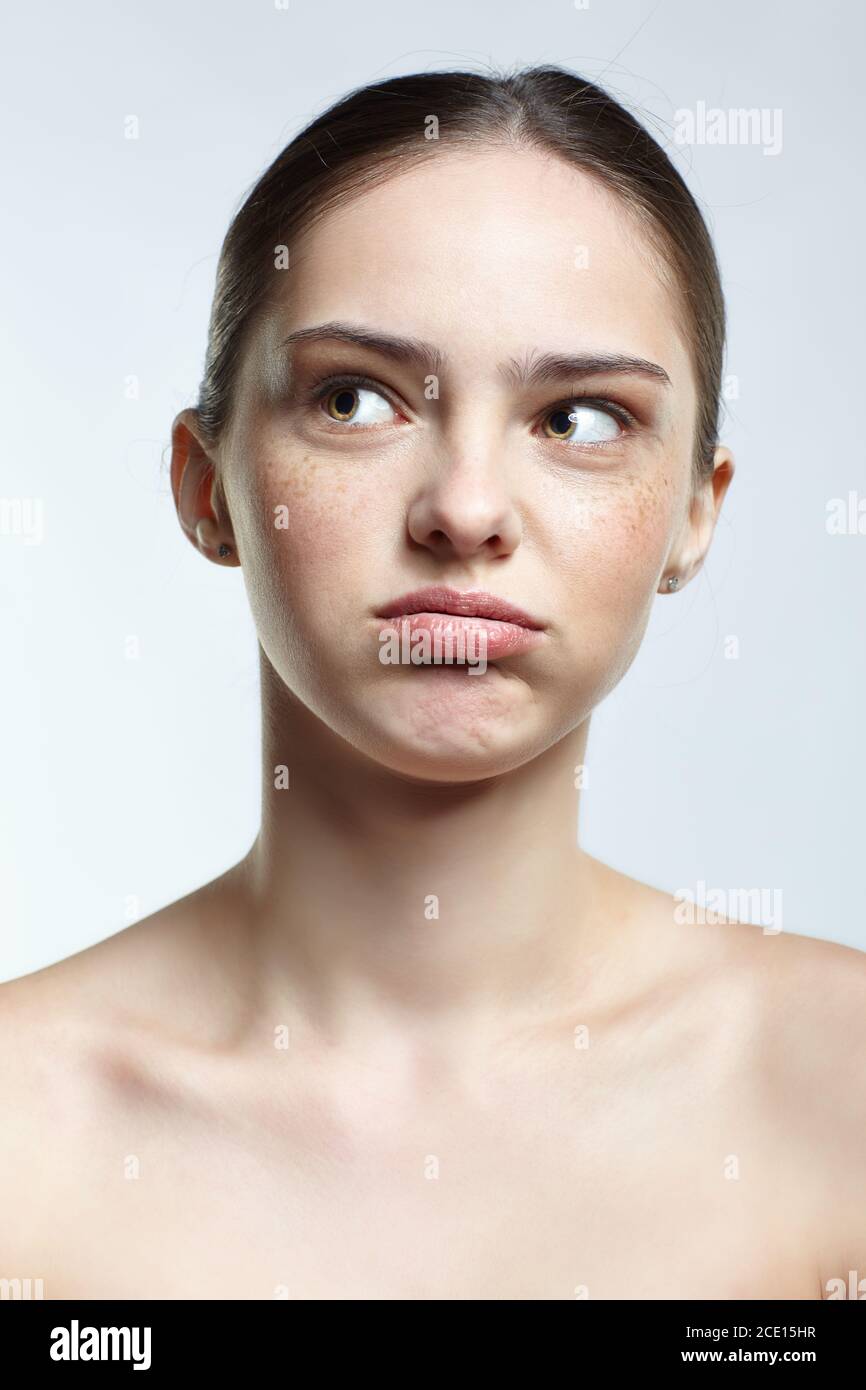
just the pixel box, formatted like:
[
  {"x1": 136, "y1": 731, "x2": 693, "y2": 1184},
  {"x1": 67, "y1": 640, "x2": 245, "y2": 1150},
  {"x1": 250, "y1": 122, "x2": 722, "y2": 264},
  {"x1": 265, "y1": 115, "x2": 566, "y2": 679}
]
[{"x1": 237, "y1": 651, "x2": 618, "y2": 1060}]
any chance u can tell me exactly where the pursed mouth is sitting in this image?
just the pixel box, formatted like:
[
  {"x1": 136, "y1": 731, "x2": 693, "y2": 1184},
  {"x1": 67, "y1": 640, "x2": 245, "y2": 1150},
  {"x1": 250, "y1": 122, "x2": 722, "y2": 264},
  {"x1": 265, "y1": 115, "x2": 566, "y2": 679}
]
[{"x1": 375, "y1": 586, "x2": 545, "y2": 630}]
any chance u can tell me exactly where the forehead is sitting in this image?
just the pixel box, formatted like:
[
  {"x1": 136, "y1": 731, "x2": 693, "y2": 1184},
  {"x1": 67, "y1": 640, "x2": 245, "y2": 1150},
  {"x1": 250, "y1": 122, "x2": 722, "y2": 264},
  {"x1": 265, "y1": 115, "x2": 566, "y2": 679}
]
[{"x1": 263, "y1": 146, "x2": 692, "y2": 389}]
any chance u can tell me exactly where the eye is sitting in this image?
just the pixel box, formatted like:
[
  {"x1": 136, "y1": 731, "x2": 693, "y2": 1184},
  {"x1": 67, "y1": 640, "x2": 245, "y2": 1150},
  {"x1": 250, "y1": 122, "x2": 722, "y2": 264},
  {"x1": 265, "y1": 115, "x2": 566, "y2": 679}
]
[
  {"x1": 323, "y1": 384, "x2": 396, "y2": 426},
  {"x1": 541, "y1": 402, "x2": 624, "y2": 445}
]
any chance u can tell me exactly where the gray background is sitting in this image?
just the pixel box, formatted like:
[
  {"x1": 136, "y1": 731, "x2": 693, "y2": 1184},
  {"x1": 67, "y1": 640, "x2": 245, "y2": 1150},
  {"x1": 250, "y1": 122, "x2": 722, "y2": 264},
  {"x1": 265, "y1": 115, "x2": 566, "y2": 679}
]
[{"x1": 1, "y1": 0, "x2": 863, "y2": 980}]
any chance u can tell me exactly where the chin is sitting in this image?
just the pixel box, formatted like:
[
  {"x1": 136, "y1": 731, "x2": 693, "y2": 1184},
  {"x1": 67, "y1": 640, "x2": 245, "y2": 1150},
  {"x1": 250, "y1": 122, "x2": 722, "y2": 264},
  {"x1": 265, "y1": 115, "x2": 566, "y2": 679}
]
[
  {"x1": 365, "y1": 738, "x2": 543, "y2": 786},
  {"x1": 354, "y1": 668, "x2": 552, "y2": 782}
]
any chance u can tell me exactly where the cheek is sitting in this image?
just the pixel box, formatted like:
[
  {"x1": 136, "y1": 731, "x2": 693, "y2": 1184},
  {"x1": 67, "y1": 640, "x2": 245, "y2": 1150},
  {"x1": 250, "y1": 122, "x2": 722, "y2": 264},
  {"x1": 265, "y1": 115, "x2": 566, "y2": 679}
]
[
  {"x1": 230, "y1": 444, "x2": 390, "y2": 640},
  {"x1": 541, "y1": 470, "x2": 678, "y2": 691},
  {"x1": 555, "y1": 470, "x2": 676, "y2": 595},
  {"x1": 235, "y1": 443, "x2": 328, "y2": 551}
]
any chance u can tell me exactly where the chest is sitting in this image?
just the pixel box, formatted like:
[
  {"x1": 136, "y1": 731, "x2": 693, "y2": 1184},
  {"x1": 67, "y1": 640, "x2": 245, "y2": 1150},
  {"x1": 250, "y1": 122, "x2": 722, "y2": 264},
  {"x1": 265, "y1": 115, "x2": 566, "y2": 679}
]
[{"x1": 40, "y1": 1085, "x2": 820, "y2": 1299}]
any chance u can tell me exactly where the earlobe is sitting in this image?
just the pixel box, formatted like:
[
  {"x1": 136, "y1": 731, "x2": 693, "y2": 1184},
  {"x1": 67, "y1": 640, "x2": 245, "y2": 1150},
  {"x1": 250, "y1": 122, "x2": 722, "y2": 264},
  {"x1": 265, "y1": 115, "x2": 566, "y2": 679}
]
[
  {"x1": 710, "y1": 445, "x2": 735, "y2": 514},
  {"x1": 170, "y1": 410, "x2": 209, "y2": 542},
  {"x1": 195, "y1": 517, "x2": 220, "y2": 550},
  {"x1": 658, "y1": 445, "x2": 735, "y2": 594},
  {"x1": 170, "y1": 411, "x2": 238, "y2": 565}
]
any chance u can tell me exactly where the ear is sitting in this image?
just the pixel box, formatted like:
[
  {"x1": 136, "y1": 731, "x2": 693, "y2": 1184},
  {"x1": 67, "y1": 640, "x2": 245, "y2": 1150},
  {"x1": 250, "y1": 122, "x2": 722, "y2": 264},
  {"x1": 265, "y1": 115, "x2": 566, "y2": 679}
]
[
  {"x1": 660, "y1": 445, "x2": 735, "y2": 592},
  {"x1": 170, "y1": 409, "x2": 239, "y2": 566}
]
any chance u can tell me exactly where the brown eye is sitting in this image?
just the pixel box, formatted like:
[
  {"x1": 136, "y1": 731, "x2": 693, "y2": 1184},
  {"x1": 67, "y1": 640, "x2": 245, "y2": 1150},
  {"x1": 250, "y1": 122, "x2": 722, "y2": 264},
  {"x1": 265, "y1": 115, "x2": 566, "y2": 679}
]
[
  {"x1": 326, "y1": 387, "x2": 360, "y2": 421},
  {"x1": 541, "y1": 403, "x2": 622, "y2": 444},
  {"x1": 544, "y1": 408, "x2": 577, "y2": 438},
  {"x1": 321, "y1": 384, "x2": 396, "y2": 426}
]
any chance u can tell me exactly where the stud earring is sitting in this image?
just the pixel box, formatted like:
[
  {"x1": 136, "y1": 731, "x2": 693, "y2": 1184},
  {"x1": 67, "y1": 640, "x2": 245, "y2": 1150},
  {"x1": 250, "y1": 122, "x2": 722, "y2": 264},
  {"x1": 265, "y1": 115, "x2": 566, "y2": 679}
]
[
  {"x1": 666, "y1": 575, "x2": 679, "y2": 591},
  {"x1": 218, "y1": 543, "x2": 231, "y2": 558}
]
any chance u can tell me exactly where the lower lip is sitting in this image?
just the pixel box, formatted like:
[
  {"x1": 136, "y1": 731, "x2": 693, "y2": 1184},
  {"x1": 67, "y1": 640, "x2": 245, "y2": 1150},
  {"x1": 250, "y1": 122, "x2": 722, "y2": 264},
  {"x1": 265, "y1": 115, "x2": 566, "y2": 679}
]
[{"x1": 376, "y1": 612, "x2": 546, "y2": 661}]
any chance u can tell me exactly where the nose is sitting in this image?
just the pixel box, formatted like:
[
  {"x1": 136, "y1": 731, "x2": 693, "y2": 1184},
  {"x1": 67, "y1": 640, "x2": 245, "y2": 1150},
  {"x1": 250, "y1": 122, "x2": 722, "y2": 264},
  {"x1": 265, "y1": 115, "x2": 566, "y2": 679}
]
[{"x1": 406, "y1": 446, "x2": 522, "y2": 561}]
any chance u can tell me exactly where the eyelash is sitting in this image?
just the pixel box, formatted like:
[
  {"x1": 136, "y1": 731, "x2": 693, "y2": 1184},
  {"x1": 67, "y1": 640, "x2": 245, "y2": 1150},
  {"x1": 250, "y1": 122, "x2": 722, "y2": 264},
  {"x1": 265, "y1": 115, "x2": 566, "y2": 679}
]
[{"x1": 304, "y1": 372, "x2": 637, "y2": 443}]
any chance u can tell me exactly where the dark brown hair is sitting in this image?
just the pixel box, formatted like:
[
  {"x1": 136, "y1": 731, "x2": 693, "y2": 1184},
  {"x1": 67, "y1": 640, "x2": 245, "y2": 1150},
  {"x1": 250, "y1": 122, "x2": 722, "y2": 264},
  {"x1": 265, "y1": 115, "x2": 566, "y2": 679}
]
[{"x1": 194, "y1": 64, "x2": 725, "y2": 482}]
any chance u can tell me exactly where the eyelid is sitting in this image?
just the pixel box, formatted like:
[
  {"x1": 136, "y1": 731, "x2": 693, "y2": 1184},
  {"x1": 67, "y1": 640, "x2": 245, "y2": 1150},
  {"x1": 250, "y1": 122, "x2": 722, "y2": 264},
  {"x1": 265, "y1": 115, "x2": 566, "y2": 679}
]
[
  {"x1": 307, "y1": 372, "x2": 405, "y2": 422},
  {"x1": 542, "y1": 393, "x2": 636, "y2": 430}
]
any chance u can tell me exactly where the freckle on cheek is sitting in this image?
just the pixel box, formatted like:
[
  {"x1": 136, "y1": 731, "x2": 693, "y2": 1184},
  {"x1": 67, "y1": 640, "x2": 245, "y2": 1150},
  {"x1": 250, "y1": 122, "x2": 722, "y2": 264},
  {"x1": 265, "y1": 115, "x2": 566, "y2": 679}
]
[{"x1": 618, "y1": 477, "x2": 670, "y2": 540}]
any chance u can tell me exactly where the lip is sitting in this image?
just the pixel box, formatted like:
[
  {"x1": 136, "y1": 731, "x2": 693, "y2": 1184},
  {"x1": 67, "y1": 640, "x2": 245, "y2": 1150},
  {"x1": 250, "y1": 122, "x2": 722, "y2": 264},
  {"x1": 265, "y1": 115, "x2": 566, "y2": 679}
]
[
  {"x1": 376, "y1": 586, "x2": 545, "y2": 629},
  {"x1": 374, "y1": 586, "x2": 547, "y2": 663}
]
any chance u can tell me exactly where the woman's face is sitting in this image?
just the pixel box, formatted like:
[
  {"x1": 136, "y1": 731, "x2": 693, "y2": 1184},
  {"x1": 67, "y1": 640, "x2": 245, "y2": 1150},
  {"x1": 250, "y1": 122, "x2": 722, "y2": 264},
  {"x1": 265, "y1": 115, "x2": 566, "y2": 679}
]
[{"x1": 214, "y1": 146, "x2": 724, "y2": 781}]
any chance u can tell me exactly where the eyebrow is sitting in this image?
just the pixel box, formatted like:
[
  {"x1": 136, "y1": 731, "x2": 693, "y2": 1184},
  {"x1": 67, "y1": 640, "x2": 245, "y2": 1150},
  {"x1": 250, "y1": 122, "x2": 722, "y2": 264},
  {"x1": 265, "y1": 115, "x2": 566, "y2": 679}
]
[{"x1": 279, "y1": 321, "x2": 672, "y2": 388}]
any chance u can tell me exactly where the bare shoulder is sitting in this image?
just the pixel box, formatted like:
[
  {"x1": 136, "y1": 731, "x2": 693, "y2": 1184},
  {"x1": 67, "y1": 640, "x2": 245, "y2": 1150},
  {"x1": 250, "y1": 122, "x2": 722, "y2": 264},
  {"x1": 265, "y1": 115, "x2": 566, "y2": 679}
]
[
  {"x1": 749, "y1": 927, "x2": 866, "y2": 1287},
  {"x1": 639, "y1": 866, "x2": 866, "y2": 1279},
  {"x1": 0, "y1": 862, "x2": 253, "y2": 1273},
  {"x1": 704, "y1": 919, "x2": 866, "y2": 1145},
  {"x1": 607, "y1": 859, "x2": 866, "y2": 1073},
  {"x1": 747, "y1": 926, "x2": 866, "y2": 1154},
  {"x1": 646, "y1": 864, "x2": 866, "y2": 1157},
  {"x1": 0, "y1": 859, "x2": 251, "y2": 1137},
  {"x1": 0, "y1": 858, "x2": 251, "y2": 1041}
]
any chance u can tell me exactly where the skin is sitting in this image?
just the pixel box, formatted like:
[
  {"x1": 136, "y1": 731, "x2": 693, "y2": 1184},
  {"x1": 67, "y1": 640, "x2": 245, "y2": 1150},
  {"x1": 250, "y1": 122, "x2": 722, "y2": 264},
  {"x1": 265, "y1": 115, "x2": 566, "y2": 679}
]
[{"x1": 2, "y1": 146, "x2": 865, "y2": 1300}]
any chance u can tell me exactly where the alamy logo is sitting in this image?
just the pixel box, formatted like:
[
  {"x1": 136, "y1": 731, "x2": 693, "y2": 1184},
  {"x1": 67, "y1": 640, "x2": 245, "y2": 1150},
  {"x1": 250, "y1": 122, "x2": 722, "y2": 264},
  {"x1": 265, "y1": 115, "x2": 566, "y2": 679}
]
[
  {"x1": 0, "y1": 1276, "x2": 44, "y2": 1299},
  {"x1": 673, "y1": 101, "x2": 783, "y2": 156},
  {"x1": 825, "y1": 1270, "x2": 866, "y2": 1299},
  {"x1": 0, "y1": 497, "x2": 43, "y2": 544},
  {"x1": 378, "y1": 617, "x2": 488, "y2": 674},
  {"x1": 49, "y1": 1320, "x2": 152, "y2": 1371},
  {"x1": 674, "y1": 881, "x2": 783, "y2": 934}
]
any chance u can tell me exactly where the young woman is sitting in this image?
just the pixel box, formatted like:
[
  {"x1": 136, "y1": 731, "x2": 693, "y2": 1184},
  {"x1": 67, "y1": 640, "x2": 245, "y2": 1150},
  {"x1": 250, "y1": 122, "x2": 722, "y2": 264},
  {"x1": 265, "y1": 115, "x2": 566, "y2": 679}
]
[{"x1": 3, "y1": 66, "x2": 864, "y2": 1301}]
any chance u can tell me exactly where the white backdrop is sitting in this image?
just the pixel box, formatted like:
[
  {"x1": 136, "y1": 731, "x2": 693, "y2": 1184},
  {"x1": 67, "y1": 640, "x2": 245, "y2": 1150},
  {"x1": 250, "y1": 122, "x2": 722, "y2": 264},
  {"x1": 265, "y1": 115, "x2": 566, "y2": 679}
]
[{"x1": 2, "y1": 0, "x2": 863, "y2": 980}]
